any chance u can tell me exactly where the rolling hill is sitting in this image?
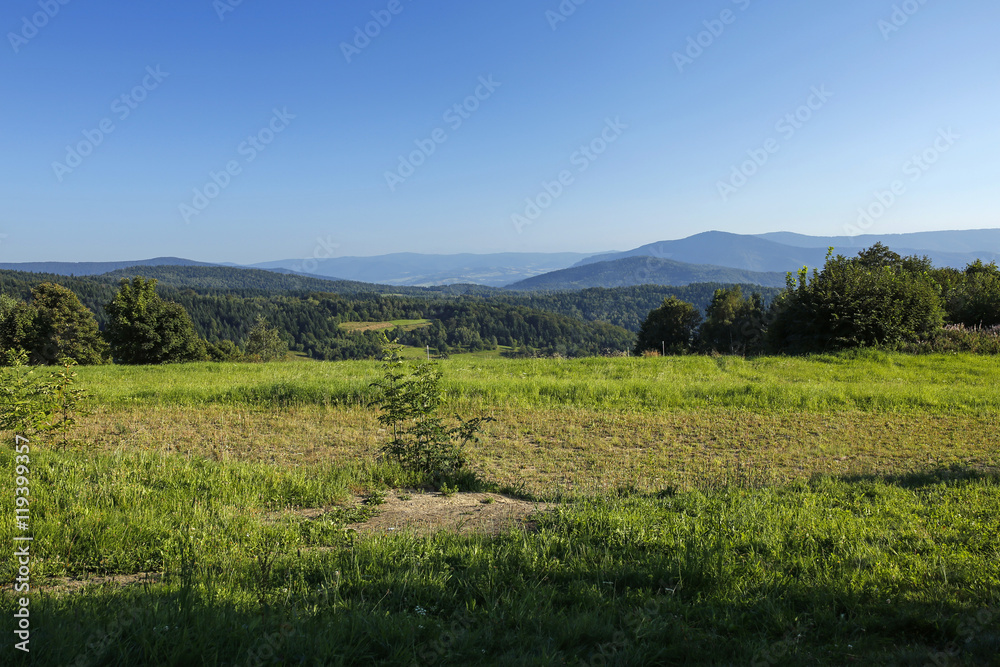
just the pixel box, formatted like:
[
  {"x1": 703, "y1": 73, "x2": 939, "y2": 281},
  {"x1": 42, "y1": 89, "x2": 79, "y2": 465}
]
[{"x1": 506, "y1": 255, "x2": 788, "y2": 291}]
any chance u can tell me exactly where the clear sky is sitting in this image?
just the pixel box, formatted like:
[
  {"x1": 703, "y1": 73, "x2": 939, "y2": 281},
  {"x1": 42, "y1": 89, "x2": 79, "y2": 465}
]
[{"x1": 2, "y1": 0, "x2": 998, "y2": 263}]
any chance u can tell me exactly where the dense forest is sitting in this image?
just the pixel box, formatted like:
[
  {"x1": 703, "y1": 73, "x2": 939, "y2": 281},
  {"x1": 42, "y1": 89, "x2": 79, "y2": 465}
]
[
  {"x1": 0, "y1": 268, "x2": 780, "y2": 361},
  {"x1": 0, "y1": 268, "x2": 636, "y2": 361}
]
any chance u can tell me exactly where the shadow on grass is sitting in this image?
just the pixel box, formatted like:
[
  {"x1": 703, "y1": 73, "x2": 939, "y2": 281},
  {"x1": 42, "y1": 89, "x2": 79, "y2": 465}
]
[
  {"x1": 834, "y1": 464, "x2": 1000, "y2": 489},
  {"x1": 7, "y1": 577, "x2": 998, "y2": 666}
]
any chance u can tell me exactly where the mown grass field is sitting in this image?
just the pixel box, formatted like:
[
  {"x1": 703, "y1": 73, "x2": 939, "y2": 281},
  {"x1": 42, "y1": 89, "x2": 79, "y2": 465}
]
[
  {"x1": 2, "y1": 352, "x2": 999, "y2": 665},
  {"x1": 338, "y1": 320, "x2": 433, "y2": 333}
]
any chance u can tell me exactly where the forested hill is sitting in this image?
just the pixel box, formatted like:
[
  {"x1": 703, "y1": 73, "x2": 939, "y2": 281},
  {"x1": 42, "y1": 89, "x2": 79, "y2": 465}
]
[
  {"x1": 0, "y1": 268, "x2": 631, "y2": 359},
  {"x1": 507, "y1": 256, "x2": 788, "y2": 290},
  {"x1": 0, "y1": 256, "x2": 217, "y2": 276},
  {"x1": 0, "y1": 265, "x2": 499, "y2": 312}
]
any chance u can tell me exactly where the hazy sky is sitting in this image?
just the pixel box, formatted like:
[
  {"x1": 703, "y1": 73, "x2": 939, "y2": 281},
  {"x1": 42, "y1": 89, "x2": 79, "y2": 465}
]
[{"x1": 2, "y1": 0, "x2": 998, "y2": 263}]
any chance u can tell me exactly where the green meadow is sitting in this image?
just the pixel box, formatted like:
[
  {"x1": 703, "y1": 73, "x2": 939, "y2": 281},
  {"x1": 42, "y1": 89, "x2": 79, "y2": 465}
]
[{"x1": 2, "y1": 352, "x2": 999, "y2": 665}]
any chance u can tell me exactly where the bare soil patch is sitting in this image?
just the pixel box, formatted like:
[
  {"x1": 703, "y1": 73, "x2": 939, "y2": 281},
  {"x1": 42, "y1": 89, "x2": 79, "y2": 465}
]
[
  {"x1": 3, "y1": 572, "x2": 162, "y2": 595},
  {"x1": 347, "y1": 491, "x2": 553, "y2": 536}
]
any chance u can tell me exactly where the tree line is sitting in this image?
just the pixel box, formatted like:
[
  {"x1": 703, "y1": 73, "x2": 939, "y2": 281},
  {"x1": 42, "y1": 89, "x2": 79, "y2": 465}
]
[
  {"x1": 0, "y1": 278, "x2": 288, "y2": 366},
  {"x1": 0, "y1": 275, "x2": 634, "y2": 365},
  {"x1": 634, "y1": 244, "x2": 1000, "y2": 356}
]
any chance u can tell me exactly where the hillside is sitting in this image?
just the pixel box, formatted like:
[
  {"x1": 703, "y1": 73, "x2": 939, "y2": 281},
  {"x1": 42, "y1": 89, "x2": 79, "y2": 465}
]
[
  {"x1": 507, "y1": 255, "x2": 788, "y2": 291},
  {"x1": 0, "y1": 256, "x2": 218, "y2": 276},
  {"x1": 250, "y1": 252, "x2": 599, "y2": 287}
]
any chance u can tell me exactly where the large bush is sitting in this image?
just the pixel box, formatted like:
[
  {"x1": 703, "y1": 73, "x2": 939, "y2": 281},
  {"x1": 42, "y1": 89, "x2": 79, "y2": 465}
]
[
  {"x1": 104, "y1": 277, "x2": 206, "y2": 364},
  {"x1": 940, "y1": 260, "x2": 1000, "y2": 327},
  {"x1": 767, "y1": 244, "x2": 945, "y2": 353}
]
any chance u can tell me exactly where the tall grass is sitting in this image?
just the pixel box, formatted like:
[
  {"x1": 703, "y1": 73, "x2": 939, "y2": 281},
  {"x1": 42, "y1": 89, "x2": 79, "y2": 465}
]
[
  {"x1": 73, "y1": 351, "x2": 1000, "y2": 413},
  {"x1": 4, "y1": 353, "x2": 1000, "y2": 664}
]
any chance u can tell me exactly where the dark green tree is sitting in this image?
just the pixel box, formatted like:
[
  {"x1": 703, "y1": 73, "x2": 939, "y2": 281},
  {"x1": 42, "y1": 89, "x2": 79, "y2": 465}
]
[
  {"x1": 104, "y1": 277, "x2": 206, "y2": 364},
  {"x1": 0, "y1": 295, "x2": 35, "y2": 363},
  {"x1": 699, "y1": 286, "x2": 766, "y2": 355},
  {"x1": 634, "y1": 296, "x2": 701, "y2": 355},
  {"x1": 27, "y1": 283, "x2": 108, "y2": 365},
  {"x1": 0, "y1": 285, "x2": 107, "y2": 365}
]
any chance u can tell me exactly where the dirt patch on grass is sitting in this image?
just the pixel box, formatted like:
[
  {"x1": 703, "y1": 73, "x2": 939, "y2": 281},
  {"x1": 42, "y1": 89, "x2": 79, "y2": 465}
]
[
  {"x1": 346, "y1": 491, "x2": 553, "y2": 536},
  {"x1": 3, "y1": 572, "x2": 162, "y2": 595}
]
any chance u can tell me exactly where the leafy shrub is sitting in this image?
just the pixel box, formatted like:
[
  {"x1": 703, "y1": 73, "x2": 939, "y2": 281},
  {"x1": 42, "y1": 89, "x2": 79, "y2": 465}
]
[
  {"x1": 768, "y1": 245, "x2": 944, "y2": 353},
  {"x1": 104, "y1": 277, "x2": 206, "y2": 364},
  {"x1": 0, "y1": 352, "x2": 89, "y2": 445},
  {"x1": 939, "y1": 260, "x2": 1000, "y2": 327},
  {"x1": 370, "y1": 349, "x2": 491, "y2": 487},
  {"x1": 900, "y1": 324, "x2": 1000, "y2": 355}
]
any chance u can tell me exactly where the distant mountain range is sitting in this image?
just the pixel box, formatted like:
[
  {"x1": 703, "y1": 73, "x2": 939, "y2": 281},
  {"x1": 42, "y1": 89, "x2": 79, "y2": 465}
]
[
  {"x1": 3, "y1": 228, "x2": 998, "y2": 290},
  {"x1": 248, "y1": 252, "x2": 596, "y2": 287},
  {"x1": 756, "y1": 229, "x2": 1000, "y2": 254},
  {"x1": 577, "y1": 230, "x2": 1000, "y2": 274}
]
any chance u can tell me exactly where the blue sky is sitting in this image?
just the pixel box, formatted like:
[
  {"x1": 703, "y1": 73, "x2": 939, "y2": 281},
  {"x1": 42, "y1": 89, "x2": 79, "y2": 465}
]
[{"x1": 2, "y1": 0, "x2": 998, "y2": 263}]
